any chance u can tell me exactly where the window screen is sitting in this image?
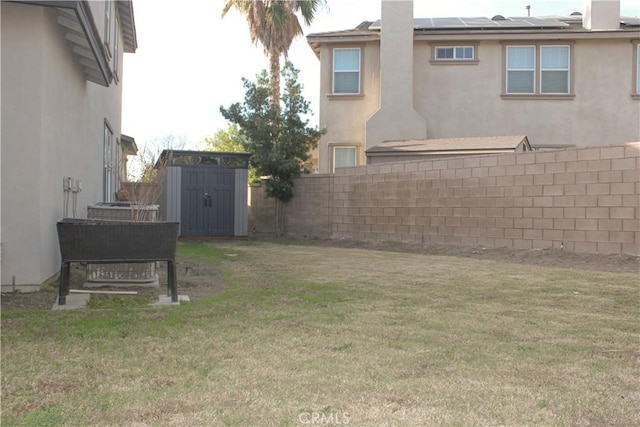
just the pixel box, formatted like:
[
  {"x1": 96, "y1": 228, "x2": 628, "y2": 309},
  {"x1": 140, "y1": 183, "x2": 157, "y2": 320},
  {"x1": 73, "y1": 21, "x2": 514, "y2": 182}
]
[
  {"x1": 333, "y1": 49, "x2": 361, "y2": 94},
  {"x1": 507, "y1": 46, "x2": 535, "y2": 93},
  {"x1": 334, "y1": 147, "x2": 357, "y2": 170},
  {"x1": 435, "y1": 46, "x2": 474, "y2": 60},
  {"x1": 541, "y1": 46, "x2": 569, "y2": 94}
]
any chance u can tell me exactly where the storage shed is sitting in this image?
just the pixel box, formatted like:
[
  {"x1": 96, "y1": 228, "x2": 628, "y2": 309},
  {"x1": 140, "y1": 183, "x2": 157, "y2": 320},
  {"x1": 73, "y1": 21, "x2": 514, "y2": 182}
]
[{"x1": 157, "y1": 150, "x2": 251, "y2": 237}]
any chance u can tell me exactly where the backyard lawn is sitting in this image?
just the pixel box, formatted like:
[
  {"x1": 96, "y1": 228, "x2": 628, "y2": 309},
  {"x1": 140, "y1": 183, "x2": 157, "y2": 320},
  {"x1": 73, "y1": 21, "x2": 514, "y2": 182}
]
[{"x1": 1, "y1": 240, "x2": 638, "y2": 426}]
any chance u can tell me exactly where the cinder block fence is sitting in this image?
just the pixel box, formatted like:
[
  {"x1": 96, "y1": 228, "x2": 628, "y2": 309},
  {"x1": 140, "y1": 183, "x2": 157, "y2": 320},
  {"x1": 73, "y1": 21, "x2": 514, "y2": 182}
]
[{"x1": 249, "y1": 143, "x2": 640, "y2": 256}]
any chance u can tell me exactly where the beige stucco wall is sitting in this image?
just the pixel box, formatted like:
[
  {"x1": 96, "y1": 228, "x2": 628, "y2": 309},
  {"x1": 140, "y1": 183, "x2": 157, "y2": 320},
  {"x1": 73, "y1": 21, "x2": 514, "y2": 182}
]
[
  {"x1": 415, "y1": 38, "x2": 640, "y2": 145},
  {"x1": 365, "y1": 0, "x2": 428, "y2": 150},
  {"x1": 1, "y1": 3, "x2": 44, "y2": 288},
  {"x1": 1, "y1": 2, "x2": 125, "y2": 288},
  {"x1": 316, "y1": 35, "x2": 640, "y2": 173},
  {"x1": 317, "y1": 42, "x2": 380, "y2": 173}
]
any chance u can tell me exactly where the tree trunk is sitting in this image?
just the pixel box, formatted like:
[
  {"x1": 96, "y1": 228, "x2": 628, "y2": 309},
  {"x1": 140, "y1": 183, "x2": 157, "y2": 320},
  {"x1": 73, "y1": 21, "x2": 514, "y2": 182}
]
[
  {"x1": 274, "y1": 198, "x2": 283, "y2": 237},
  {"x1": 269, "y1": 51, "x2": 282, "y2": 236},
  {"x1": 274, "y1": 198, "x2": 279, "y2": 236},
  {"x1": 269, "y1": 52, "x2": 281, "y2": 119}
]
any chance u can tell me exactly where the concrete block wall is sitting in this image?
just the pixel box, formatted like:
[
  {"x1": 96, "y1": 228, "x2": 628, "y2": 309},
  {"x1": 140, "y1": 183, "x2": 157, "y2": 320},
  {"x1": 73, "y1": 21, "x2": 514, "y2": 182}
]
[
  {"x1": 248, "y1": 143, "x2": 640, "y2": 255},
  {"x1": 248, "y1": 183, "x2": 277, "y2": 234},
  {"x1": 283, "y1": 175, "x2": 332, "y2": 238},
  {"x1": 249, "y1": 176, "x2": 332, "y2": 237}
]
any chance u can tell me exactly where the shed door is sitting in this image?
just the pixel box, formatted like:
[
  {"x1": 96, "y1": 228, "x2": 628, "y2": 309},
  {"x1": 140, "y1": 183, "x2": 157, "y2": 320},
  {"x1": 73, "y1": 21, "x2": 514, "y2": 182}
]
[{"x1": 181, "y1": 167, "x2": 235, "y2": 237}]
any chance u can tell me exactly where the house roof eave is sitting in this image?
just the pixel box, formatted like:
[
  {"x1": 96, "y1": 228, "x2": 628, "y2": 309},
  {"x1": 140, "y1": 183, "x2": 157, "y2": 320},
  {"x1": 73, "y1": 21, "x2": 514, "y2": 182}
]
[
  {"x1": 415, "y1": 28, "x2": 640, "y2": 41},
  {"x1": 120, "y1": 134, "x2": 138, "y2": 155},
  {"x1": 116, "y1": 0, "x2": 137, "y2": 53},
  {"x1": 74, "y1": 0, "x2": 111, "y2": 85},
  {"x1": 307, "y1": 33, "x2": 380, "y2": 57},
  {"x1": 307, "y1": 15, "x2": 638, "y2": 47},
  {"x1": 11, "y1": 0, "x2": 112, "y2": 86}
]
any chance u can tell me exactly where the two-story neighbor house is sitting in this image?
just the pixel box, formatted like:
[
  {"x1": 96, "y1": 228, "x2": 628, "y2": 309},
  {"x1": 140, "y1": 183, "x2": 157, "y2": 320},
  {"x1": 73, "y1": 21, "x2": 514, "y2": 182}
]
[
  {"x1": 307, "y1": 0, "x2": 640, "y2": 173},
  {"x1": 1, "y1": 0, "x2": 137, "y2": 290}
]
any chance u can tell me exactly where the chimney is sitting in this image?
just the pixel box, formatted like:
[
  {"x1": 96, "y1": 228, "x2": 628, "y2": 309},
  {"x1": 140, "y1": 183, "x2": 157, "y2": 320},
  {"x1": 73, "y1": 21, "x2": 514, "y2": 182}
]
[
  {"x1": 583, "y1": 0, "x2": 620, "y2": 30},
  {"x1": 365, "y1": 0, "x2": 427, "y2": 150}
]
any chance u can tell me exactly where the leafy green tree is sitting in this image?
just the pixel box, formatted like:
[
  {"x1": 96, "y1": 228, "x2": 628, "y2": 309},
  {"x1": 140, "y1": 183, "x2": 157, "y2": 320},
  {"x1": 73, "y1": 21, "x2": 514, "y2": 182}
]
[
  {"x1": 204, "y1": 124, "x2": 247, "y2": 153},
  {"x1": 203, "y1": 125, "x2": 260, "y2": 183},
  {"x1": 220, "y1": 61, "x2": 324, "y2": 233}
]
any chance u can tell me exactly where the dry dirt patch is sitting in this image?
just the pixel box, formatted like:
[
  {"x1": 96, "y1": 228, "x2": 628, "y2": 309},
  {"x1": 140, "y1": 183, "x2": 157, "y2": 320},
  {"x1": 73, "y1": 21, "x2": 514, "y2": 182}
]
[
  {"x1": 281, "y1": 236, "x2": 639, "y2": 274},
  {"x1": 0, "y1": 256, "x2": 225, "y2": 312},
  {"x1": 1, "y1": 237, "x2": 637, "y2": 312}
]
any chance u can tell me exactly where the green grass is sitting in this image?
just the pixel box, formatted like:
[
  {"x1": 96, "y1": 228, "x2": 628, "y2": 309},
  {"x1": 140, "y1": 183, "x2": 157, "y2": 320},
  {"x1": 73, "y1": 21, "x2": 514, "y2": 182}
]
[
  {"x1": 176, "y1": 241, "x2": 243, "y2": 265},
  {"x1": 2, "y1": 241, "x2": 638, "y2": 426}
]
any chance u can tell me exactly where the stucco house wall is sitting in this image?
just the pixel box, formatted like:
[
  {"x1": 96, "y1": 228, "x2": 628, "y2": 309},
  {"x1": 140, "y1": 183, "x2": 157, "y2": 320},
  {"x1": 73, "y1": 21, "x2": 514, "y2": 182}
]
[
  {"x1": 318, "y1": 41, "x2": 381, "y2": 172},
  {"x1": 415, "y1": 38, "x2": 639, "y2": 144},
  {"x1": 1, "y1": 1, "x2": 133, "y2": 289},
  {"x1": 309, "y1": 0, "x2": 640, "y2": 174}
]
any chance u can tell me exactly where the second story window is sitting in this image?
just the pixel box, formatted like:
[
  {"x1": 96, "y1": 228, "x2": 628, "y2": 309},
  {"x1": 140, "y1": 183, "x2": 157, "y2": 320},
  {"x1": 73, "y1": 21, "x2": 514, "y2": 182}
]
[
  {"x1": 505, "y1": 44, "x2": 572, "y2": 96},
  {"x1": 506, "y1": 46, "x2": 535, "y2": 93},
  {"x1": 333, "y1": 48, "x2": 361, "y2": 94},
  {"x1": 635, "y1": 44, "x2": 640, "y2": 96},
  {"x1": 540, "y1": 46, "x2": 569, "y2": 94},
  {"x1": 113, "y1": 17, "x2": 119, "y2": 82},
  {"x1": 104, "y1": 1, "x2": 112, "y2": 55},
  {"x1": 435, "y1": 46, "x2": 475, "y2": 60}
]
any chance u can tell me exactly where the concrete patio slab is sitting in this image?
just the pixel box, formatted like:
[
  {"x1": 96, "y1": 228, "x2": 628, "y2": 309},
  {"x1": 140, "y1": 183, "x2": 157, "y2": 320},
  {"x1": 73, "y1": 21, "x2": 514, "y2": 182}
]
[
  {"x1": 52, "y1": 293, "x2": 90, "y2": 310},
  {"x1": 149, "y1": 294, "x2": 190, "y2": 308}
]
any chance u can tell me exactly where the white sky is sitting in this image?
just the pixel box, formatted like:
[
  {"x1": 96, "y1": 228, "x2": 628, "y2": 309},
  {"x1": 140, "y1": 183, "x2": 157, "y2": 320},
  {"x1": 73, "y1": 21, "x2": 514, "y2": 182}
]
[{"x1": 121, "y1": 0, "x2": 639, "y2": 151}]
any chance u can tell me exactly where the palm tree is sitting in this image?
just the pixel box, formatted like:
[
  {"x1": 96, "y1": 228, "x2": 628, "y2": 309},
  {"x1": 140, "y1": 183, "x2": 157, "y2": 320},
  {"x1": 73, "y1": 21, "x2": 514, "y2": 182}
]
[{"x1": 222, "y1": 0, "x2": 325, "y2": 112}]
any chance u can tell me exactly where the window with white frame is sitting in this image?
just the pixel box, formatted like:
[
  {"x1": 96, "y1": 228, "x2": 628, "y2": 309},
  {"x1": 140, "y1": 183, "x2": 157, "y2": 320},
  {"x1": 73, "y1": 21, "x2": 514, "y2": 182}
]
[
  {"x1": 435, "y1": 46, "x2": 475, "y2": 60},
  {"x1": 506, "y1": 46, "x2": 535, "y2": 93},
  {"x1": 113, "y1": 17, "x2": 119, "y2": 82},
  {"x1": 505, "y1": 44, "x2": 571, "y2": 95},
  {"x1": 540, "y1": 46, "x2": 569, "y2": 94},
  {"x1": 333, "y1": 48, "x2": 361, "y2": 94},
  {"x1": 333, "y1": 146, "x2": 357, "y2": 171},
  {"x1": 104, "y1": 1, "x2": 112, "y2": 55},
  {"x1": 636, "y1": 44, "x2": 640, "y2": 95}
]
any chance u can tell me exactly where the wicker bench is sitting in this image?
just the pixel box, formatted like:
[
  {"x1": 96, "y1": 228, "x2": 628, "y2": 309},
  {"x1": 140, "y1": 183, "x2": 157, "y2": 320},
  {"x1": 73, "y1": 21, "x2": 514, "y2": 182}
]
[{"x1": 56, "y1": 219, "x2": 180, "y2": 305}]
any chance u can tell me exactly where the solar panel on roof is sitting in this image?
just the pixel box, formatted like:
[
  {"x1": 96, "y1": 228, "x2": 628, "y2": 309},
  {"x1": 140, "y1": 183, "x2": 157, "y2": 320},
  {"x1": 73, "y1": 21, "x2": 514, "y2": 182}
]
[
  {"x1": 371, "y1": 16, "x2": 570, "y2": 30},
  {"x1": 620, "y1": 16, "x2": 640, "y2": 26},
  {"x1": 463, "y1": 17, "x2": 496, "y2": 24},
  {"x1": 503, "y1": 17, "x2": 569, "y2": 27}
]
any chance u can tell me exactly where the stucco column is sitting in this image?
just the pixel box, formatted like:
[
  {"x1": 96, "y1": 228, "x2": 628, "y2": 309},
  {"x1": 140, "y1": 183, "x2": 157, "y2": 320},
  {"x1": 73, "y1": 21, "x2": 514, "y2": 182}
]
[
  {"x1": 583, "y1": 0, "x2": 620, "y2": 30},
  {"x1": 365, "y1": 0, "x2": 427, "y2": 150}
]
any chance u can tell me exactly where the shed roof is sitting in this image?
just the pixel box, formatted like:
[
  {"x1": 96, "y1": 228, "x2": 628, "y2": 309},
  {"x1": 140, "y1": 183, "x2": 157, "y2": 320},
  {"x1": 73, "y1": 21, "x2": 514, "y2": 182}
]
[
  {"x1": 156, "y1": 150, "x2": 251, "y2": 169},
  {"x1": 366, "y1": 135, "x2": 531, "y2": 156}
]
